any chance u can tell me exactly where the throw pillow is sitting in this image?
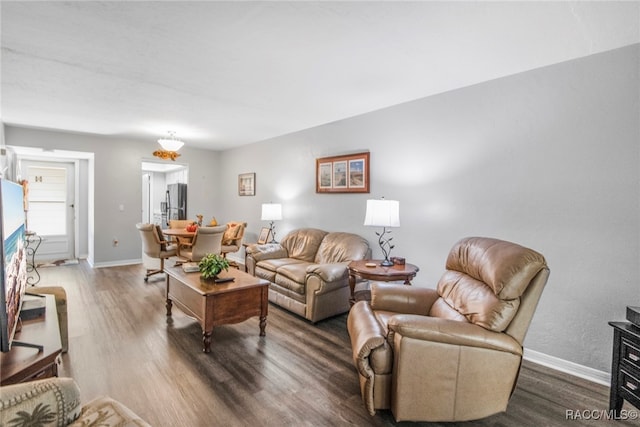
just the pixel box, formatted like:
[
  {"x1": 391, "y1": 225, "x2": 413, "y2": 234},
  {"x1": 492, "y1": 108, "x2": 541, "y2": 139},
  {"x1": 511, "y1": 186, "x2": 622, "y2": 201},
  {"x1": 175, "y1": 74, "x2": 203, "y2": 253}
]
[{"x1": 222, "y1": 223, "x2": 241, "y2": 245}]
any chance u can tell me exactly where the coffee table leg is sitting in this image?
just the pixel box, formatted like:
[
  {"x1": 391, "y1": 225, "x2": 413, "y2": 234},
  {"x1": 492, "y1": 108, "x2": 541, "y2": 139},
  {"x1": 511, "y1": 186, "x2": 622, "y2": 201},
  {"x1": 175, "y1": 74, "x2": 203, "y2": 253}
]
[
  {"x1": 259, "y1": 315, "x2": 267, "y2": 336},
  {"x1": 202, "y1": 330, "x2": 212, "y2": 353},
  {"x1": 165, "y1": 298, "x2": 172, "y2": 317},
  {"x1": 165, "y1": 275, "x2": 173, "y2": 317}
]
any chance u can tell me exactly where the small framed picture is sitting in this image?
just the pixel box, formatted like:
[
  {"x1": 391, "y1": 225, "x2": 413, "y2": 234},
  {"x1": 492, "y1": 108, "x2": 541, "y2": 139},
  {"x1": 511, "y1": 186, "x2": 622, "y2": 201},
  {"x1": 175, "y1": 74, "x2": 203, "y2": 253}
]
[
  {"x1": 238, "y1": 173, "x2": 255, "y2": 196},
  {"x1": 257, "y1": 227, "x2": 271, "y2": 244}
]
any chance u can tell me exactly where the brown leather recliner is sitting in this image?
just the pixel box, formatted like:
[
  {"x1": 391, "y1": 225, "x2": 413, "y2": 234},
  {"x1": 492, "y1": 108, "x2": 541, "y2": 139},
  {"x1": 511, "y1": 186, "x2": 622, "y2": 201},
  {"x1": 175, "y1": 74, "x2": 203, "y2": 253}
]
[{"x1": 347, "y1": 236, "x2": 550, "y2": 422}]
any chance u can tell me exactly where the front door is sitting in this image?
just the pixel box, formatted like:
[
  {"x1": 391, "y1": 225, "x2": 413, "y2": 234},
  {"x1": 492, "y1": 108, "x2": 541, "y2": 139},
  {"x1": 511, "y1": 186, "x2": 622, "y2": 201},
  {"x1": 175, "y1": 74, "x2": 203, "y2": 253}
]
[{"x1": 22, "y1": 160, "x2": 76, "y2": 262}]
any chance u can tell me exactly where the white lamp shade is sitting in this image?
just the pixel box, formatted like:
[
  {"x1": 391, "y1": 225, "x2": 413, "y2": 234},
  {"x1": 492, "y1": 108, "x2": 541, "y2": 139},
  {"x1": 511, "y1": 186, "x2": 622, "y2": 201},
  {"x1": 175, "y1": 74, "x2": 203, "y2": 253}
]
[
  {"x1": 261, "y1": 203, "x2": 282, "y2": 221},
  {"x1": 364, "y1": 199, "x2": 400, "y2": 227},
  {"x1": 157, "y1": 138, "x2": 184, "y2": 151}
]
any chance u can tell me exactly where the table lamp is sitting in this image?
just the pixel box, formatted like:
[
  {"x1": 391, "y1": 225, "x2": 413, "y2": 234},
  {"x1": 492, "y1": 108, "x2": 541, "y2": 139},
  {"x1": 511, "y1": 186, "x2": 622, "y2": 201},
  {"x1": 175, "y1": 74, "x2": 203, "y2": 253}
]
[
  {"x1": 261, "y1": 203, "x2": 282, "y2": 243},
  {"x1": 364, "y1": 198, "x2": 400, "y2": 266}
]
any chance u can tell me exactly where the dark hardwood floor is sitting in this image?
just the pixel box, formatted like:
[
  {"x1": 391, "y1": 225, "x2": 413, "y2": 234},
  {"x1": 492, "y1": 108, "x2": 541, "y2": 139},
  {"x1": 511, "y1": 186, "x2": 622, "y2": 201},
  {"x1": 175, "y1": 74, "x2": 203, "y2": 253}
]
[{"x1": 29, "y1": 260, "x2": 637, "y2": 426}]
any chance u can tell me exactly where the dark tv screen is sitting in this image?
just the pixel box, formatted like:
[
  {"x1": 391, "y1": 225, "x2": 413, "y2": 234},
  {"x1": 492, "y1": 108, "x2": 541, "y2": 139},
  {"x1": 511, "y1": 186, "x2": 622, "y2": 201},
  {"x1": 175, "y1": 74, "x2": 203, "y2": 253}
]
[{"x1": 0, "y1": 178, "x2": 27, "y2": 352}]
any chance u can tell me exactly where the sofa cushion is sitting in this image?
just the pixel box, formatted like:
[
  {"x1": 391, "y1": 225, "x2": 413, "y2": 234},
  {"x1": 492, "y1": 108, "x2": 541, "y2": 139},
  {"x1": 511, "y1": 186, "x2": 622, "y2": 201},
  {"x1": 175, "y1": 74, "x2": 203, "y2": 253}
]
[
  {"x1": 277, "y1": 262, "x2": 313, "y2": 286},
  {"x1": 315, "y1": 232, "x2": 370, "y2": 264},
  {"x1": 280, "y1": 228, "x2": 328, "y2": 262},
  {"x1": 257, "y1": 257, "x2": 307, "y2": 273},
  {"x1": 255, "y1": 266, "x2": 276, "y2": 283},
  {"x1": 274, "y1": 271, "x2": 307, "y2": 295}
]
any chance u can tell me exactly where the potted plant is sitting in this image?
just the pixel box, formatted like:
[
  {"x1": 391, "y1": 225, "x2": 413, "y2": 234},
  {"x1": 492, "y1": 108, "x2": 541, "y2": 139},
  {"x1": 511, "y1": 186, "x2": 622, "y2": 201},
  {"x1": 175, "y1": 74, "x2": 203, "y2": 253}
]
[{"x1": 198, "y1": 253, "x2": 230, "y2": 280}]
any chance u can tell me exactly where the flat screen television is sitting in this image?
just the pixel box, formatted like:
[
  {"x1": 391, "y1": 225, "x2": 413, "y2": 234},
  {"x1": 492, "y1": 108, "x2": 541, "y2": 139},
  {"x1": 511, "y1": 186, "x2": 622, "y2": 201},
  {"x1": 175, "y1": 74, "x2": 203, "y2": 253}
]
[{"x1": 0, "y1": 177, "x2": 28, "y2": 352}]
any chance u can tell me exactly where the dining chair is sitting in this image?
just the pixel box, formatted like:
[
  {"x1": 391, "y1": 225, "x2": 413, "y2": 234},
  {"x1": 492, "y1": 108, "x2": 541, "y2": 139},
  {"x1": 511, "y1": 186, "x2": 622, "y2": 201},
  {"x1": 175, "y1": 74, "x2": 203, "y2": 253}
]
[
  {"x1": 180, "y1": 225, "x2": 228, "y2": 262},
  {"x1": 221, "y1": 222, "x2": 247, "y2": 259},
  {"x1": 136, "y1": 223, "x2": 177, "y2": 281}
]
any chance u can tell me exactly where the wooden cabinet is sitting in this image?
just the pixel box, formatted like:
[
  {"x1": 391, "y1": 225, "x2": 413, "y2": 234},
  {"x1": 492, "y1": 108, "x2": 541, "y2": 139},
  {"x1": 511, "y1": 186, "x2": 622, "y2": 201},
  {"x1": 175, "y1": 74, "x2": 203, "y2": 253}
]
[
  {"x1": 1, "y1": 295, "x2": 62, "y2": 385},
  {"x1": 609, "y1": 321, "x2": 640, "y2": 416}
]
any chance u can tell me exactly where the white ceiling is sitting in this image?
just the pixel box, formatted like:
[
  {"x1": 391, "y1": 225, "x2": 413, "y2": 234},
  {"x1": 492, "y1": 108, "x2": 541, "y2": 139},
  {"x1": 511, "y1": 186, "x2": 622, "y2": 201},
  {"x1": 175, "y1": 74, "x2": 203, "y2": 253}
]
[{"x1": 1, "y1": 1, "x2": 638, "y2": 151}]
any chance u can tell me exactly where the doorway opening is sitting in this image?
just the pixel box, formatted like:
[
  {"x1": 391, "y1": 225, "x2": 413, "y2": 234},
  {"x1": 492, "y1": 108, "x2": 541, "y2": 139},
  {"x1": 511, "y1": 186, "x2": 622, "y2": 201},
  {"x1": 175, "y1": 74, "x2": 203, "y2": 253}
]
[
  {"x1": 9, "y1": 146, "x2": 94, "y2": 265},
  {"x1": 141, "y1": 160, "x2": 188, "y2": 227}
]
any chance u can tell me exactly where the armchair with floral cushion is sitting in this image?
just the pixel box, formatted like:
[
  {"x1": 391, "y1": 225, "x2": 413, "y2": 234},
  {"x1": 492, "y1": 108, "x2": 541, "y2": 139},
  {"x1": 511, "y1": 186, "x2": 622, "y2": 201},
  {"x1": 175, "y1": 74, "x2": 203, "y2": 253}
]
[
  {"x1": 0, "y1": 377, "x2": 150, "y2": 426},
  {"x1": 221, "y1": 222, "x2": 247, "y2": 259}
]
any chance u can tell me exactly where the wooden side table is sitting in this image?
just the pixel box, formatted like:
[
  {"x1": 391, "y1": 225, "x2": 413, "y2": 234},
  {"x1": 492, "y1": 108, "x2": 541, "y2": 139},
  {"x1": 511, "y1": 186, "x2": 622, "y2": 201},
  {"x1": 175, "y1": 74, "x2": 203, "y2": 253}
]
[{"x1": 348, "y1": 260, "x2": 419, "y2": 305}]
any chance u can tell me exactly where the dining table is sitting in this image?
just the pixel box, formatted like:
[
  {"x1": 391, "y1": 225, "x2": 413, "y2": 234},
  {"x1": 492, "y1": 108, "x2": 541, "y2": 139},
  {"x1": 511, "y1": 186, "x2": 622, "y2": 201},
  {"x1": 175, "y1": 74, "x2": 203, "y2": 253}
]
[{"x1": 162, "y1": 228, "x2": 196, "y2": 258}]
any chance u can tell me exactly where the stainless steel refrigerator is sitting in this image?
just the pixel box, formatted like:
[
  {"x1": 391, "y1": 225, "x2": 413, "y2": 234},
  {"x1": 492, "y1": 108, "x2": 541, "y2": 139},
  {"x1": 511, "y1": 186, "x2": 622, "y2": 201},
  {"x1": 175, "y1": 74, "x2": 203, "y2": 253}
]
[{"x1": 164, "y1": 183, "x2": 187, "y2": 226}]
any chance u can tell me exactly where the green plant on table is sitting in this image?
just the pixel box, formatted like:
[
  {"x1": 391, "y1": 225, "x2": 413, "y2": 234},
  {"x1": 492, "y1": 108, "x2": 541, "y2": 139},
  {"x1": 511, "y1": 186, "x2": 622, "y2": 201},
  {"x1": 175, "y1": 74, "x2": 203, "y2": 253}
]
[{"x1": 198, "y1": 253, "x2": 230, "y2": 279}]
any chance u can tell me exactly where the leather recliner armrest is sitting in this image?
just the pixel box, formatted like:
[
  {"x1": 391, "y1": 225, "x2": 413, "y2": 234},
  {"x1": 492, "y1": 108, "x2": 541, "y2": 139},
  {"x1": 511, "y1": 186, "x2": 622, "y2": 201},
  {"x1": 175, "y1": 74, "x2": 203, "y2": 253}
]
[
  {"x1": 347, "y1": 301, "x2": 389, "y2": 375},
  {"x1": 245, "y1": 243, "x2": 288, "y2": 262},
  {"x1": 371, "y1": 282, "x2": 439, "y2": 315},
  {"x1": 387, "y1": 314, "x2": 523, "y2": 355},
  {"x1": 347, "y1": 301, "x2": 392, "y2": 416}
]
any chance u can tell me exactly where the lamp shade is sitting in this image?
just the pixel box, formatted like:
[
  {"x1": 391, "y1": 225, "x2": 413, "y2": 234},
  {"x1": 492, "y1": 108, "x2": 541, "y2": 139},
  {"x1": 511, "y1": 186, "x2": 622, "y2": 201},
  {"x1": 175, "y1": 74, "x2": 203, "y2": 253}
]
[
  {"x1": 157, "y1": 132, "x2": 184, "y2": 151},
  {"x1": 364, "y1": 199, "x2": 400, "y2": 227},
  {"x1": 261, "y1": 203, "x2": 282, "y2": 221}
]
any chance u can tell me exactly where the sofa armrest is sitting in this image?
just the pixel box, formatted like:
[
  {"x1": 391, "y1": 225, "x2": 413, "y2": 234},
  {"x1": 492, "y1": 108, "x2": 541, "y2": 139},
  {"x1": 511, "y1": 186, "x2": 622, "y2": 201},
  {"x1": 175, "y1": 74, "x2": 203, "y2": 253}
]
[
  {"x1": 388, "y1": 314, "x2": 522, "y2": 355},
  {"x1": 306, "y1": 262, "x2": 348, "y2": 283},
  {"x1": 370, "y1": 282, "x2": 439, "y2": 315},
  {"x1": 245, "y1": 243, "x2": 288, "y2": 262},
  {"x1": 0, "y1": 377, "x2": 83, "y2": 425}
]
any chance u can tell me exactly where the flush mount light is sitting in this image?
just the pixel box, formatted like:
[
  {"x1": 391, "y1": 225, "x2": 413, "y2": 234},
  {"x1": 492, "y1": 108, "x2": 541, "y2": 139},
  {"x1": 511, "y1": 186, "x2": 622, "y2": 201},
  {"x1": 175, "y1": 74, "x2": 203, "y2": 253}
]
[{"x1": 154, "y1": 131, "x2": 184, "y2": 161}]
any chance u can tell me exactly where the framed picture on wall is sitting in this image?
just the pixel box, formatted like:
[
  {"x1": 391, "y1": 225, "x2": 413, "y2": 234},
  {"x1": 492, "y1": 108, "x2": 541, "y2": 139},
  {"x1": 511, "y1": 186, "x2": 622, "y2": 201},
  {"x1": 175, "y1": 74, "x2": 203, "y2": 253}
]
[
  {"x1": 238, "y1": 173, "x2": 255, "y2": 196},
  {"x1": 257, "y1": 227, "x2": 271, "y2": 244},
  {"x1": 316, "y1": 152, "x2": 370, "y2": 193}
]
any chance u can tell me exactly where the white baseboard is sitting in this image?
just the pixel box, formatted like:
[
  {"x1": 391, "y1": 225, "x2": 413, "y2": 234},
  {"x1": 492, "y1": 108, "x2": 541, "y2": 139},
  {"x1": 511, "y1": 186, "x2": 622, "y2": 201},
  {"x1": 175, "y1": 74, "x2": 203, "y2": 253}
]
[
  {"x1": 93, "y1": 258, "x2": 143, "y2": 268},
  {"x1": 524, "y1": 348, "x2": 610, "y2": 386}
]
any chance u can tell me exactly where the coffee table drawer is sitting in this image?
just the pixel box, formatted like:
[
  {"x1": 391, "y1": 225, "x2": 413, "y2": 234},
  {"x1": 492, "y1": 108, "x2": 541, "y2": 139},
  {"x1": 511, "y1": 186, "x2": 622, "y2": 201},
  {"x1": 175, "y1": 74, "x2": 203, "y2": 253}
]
[{"x1": 168, "y1": 282, "x2": 204, "y2": 320}]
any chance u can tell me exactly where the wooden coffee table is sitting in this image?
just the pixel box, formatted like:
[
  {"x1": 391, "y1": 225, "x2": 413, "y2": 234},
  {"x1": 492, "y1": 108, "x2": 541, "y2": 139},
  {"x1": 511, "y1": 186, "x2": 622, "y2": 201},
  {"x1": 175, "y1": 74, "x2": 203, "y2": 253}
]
[{"x1": 164, "y1": 265, "x2": 269, "y2": 353}]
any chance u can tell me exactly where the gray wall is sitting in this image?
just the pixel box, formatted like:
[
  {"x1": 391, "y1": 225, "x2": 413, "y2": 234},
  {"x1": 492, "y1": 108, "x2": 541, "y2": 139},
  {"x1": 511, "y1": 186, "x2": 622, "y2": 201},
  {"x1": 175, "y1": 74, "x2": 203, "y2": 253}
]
[
  {"x1": 4, "y1": 127, "x2": 220, "y2": 265},
  {"x1": 3, "y1": 44, "x2": 638, "y2": 372},
  {"x1": 216, "y1": 44, "x2": 639, "y2": 372}
]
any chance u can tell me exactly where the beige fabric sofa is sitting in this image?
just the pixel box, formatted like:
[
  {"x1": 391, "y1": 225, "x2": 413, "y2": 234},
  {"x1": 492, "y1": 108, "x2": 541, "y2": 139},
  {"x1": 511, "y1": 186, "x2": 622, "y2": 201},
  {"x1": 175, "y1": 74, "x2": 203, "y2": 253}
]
[
  {"x1": 246, "y1": 228, "x2": 370, "y2": 322},
  {"x1": 0, "y1": 377, "x2": 150, "y2": 426},
  {"x1": 347, "y1": 236, "x2": 549, "y2": 422}
]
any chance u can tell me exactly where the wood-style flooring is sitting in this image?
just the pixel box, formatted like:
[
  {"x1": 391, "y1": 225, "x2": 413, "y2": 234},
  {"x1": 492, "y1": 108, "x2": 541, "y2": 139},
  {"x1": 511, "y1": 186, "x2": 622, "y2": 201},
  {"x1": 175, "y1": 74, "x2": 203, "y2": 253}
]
[{"x1": 28, "y1": 260, "x2": 637, "y2": 426}]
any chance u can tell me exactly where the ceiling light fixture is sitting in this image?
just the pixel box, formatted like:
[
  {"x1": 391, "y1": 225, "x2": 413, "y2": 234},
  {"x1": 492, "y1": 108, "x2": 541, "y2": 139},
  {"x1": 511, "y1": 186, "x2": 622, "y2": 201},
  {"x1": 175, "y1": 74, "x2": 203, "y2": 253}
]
[{"x1": 153, "y1": 131, "x2": 184, "y2": 161}]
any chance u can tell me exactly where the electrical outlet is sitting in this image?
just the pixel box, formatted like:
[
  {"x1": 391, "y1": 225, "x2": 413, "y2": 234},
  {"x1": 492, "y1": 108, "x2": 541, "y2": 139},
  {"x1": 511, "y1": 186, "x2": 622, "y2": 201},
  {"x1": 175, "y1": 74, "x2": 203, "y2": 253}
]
[{"x1": 113, "y1": 238, "x2": 119, "y2": 247}]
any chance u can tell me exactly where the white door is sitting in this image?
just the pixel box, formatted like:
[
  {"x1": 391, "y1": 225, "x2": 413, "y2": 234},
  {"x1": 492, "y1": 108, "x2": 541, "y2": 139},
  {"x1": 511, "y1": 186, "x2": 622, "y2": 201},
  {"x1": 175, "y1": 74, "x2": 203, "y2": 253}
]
[
  {"x1": 22, "y1": 161, "x2": 75, "y2": 262},
  {"x1": 142, "y1": 173, "x2": 151, "y2": 224}
]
